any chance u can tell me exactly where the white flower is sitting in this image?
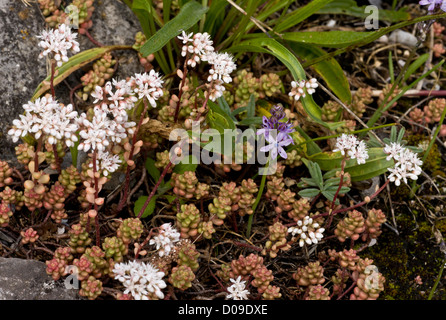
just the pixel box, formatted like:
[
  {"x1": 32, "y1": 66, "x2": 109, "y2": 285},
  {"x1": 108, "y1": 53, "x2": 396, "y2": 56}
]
[
  {"x1": 90, "y1": 151, "x2": 122, "y2": 176},
  {"x1": 288, "y1": 80, "x2": 306, "y2": 101},
  {"x1": 8, "y1": 97, "x2": 78, "y2": 147},
  {"x1": 207, "y1": 79, "x2": 225, "y2": 101},
  {"x1": 226, "y1": 276, "x2": 250, "y2": 300},
  {"x1": 8, "y1": 112, "x2": 39, "y2": 142},
  {"x1": 149, "y1": 223, "x2": 181, "y2": 257},
  {"x1": 37, "y1": 23, "x2": 80, "y2": 67},
  {"x1": 205, "y1": 52, "x2": 237, "y2": 84},
  {"x1": 288, "y1": 78, "x2": 318, "y2": 101},
  {"x1": 333, "y1": 134, "x2": 358, "y2": 156},
  {"x1": 77, "y1": 110, "x2": 110, "y2": 152},
  {"x1": 177, "y1": 30, "x2": 194, "y2": 44},
  {"x1": 347, "y1": 140, "x2": 369, "y2": 165},
  {"x1": 132, "y1": 71, "x2": 164, "y2": 107},
  {"x1": 384, "y1": 143, "x2": 422, "y2": 186},
  {"x1": 288, "y1": 216, "x2": 325, "y2": 247},
  {"x1": 91, "y1": 85, "x2": 105, "y2": 104},
  {"x1": 383, "y1": 142, "x2": 404, "y2": 161},
  {"x1": 178, "y1": 31, "x2": 215, "y2": 67},
  {"x1": 112, "y1": 260, "x2": 166, "y2": 300},
  {"x1": 333, "y1": 134, "x2": 369, "y2": 165},
  {"x1": 305, "y1": 78, "x2": 318, "y2": 95}
]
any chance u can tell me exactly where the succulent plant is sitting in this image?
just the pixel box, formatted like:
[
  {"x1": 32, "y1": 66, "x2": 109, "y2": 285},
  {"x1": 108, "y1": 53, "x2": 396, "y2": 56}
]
[
  {"x1": 306, "y1": 285, "x2": 331, "y2": 300},
  {"x1": 20, "y1": 227, "x2": 39, "y2": 244},
  {"x1": 292, "y1": 261, "x2": 325, "y2": 287},
  {"x1": 176, "y1": 203, "x2": 201, "y2": 239},
  {"x1": 334, "y1": 210, "x2": 366, "y2": 242},
  {"x1": 68, "y1": 223, "x2": 92, "y2": 254},
  {"x1": 117, "y1": 218, "x2": 144, "y2": 245},
  {"x1": 169, "y1": 265, "x2": 195, "y2": 290},
  {"x1": 79, "y1": 276, "x2": 103, "y2": 300},
  {"x1": 0, "y1": 161, "x2": 13, "y2": 188}
]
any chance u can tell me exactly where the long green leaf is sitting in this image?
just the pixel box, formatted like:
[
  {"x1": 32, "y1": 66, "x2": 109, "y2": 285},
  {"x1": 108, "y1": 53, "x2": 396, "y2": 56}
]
[
  {"x1": 274, "y1": 0, "x2": 335, "y2": 33},
  {"x1": 139, "y1": 1, "x2": 208, "y2": 57},
  {"x1": 282, "y1": 31, "x2": 374, "y2": 48},
  {"x1": 309, "y1": 148, "x2": 393, "y2": 182},
  {"x1": 403, "y1": 53, "x2": 429, "y2": 82},
  {"x1": 31, "y1": 45, "x2": 132, "y2": 101},
  {"x1": 317, "y1": 0, "x2": 410, "y2": 22},
  {"x1": 303, "y1": 12, "x2": 446, "y2": 68}
]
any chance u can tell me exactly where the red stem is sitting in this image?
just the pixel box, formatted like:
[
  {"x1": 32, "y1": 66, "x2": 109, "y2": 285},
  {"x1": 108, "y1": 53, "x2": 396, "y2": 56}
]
[
  {"x1": 173, "y1": 59, "x2": 189, "y2": 123},
  {"x1": 50, "y1": 60, "x2": 56, "y2": 97},
  {"x1": 92, "y1": 150, "x2": 100, "y2": 246},
  {"x1": 313, "y1": 179, "x2": 391, "y2": 221},
  {"x1": 116, "y1": 98, "x2": 149, "y2": 212},
  {"x1": 336, "y1": 279, "x2": 357, "y2": 300},
  {"x1": 326, "y1": 157, "x2": 346, "y2": 229},
  {"x1": 52, "y1": 144, "x2": 62, "y2": 174}
]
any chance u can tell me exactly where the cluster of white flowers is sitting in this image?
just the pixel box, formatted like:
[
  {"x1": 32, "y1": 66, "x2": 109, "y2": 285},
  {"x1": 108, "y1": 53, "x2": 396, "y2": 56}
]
[
  {"x1": 131, "y1": 71, "x2": 165, "y2": 108},
  {"x1": 178, "y1": 31, "x2": 214, "y2": 68},
  {"x1": 37, "y1": 23, "x2": 80, "y2": 67},
  {"x1": 77, "y1": 108, "x2": 133, "y2": 153},
  {"x1": 226, "y1": 276, "x2": 250, "y2": 300},
  {"x1": 333, "y1": 133, "x2": 369, "y2": 165},
  {"x1": 89, "y1": 150, "x2": 122, "y2": 177},
  {"x1": 287, "y1": 216, "x2": 325, "y2": 247},
  {"x1": 177, "y1": 31, "x2": 237, "y2": 102},
  {"x1": 8, "y1": 95, "x2": 79, "y2": 147},
  {"x1": 384, "y1": 142, "x2": 423, "y2": 186},
  {"x1": 149, "y1": 223, "x2": 181, "y2": 257},
  {"x1": 112, "y1": 260, "x2": 167, "y2": 300},
  {"x1": 288, "y1": 78, "x2": 318, "y2": 101},
  {"x1": 78, "y1": 70, "x2": 164, "y2": 154},
  {"x1": 204, "y1": 51, "x2": 237, "y2": 84}
]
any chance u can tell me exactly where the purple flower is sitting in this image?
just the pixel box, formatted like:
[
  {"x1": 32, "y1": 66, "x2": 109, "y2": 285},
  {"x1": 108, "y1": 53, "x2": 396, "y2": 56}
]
[
  {"x1": 257, "y1": 105, "x2": 295, "y2": 160},
  {"x1": 419, "y1": 0, "x2": 444, "y2": 12},
  {"x1": 257, "y1": 105, "x2": 295, "y2": 138},
  {"x1": 260, "y1": 131, "x2": 294, "y2": 160}
]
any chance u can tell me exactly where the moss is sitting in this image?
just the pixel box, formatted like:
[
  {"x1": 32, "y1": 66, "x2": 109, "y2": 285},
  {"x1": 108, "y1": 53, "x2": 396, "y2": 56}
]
[
  {"x1": 406, "y1": 133, "x2": 442, "y2": 173},
  {"x1": 435, "y1": 219, "x2": 446, "y2": 234},
  {"x1": 363, "y1": 208, "x2": 445, "y2": 300}
]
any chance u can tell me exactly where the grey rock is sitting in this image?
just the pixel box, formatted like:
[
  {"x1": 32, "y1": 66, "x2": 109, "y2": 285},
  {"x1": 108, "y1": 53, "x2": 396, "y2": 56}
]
[
  {"x1": 0, "y1": 257, "x2": 81, "y2": 300},
  {"x1": 388, "y1": 29, "x2": 418, "y2": 47},
  {"x1": 0, "y1": 0, "x2": 144, "y2": 164}
]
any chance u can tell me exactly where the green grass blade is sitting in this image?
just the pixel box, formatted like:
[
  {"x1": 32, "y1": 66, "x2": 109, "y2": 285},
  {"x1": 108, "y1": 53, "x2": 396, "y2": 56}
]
[{"x1": 139, "y1": 1, "x2": 208, "y2": 58}]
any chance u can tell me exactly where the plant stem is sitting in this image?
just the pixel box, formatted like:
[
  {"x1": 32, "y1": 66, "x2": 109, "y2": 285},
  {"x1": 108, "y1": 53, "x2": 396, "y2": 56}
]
[
  {"x1": 326, "y1": 157, "x2": 346, "y2": 229},
  {"x1": 52, "y1": 144, "x2": 61, "y2": 174},
  {"x1": 246, "y1": 160, "x2": 268, "y2": 238},
  {"x1": 92, "y1": 150, "x2": 100, "y2": 246},
  {"x1": 312, "y1": 179, "x2": 391, "y2": 221},
  {"x1": 116, "y1": 98, "x2": 149, "y2": 212},
  {"x1": 428, "y1": 257, "x2": 446, "y2": 300},
  {"x1": 33, "y1": 136, "x2": 44, "y2": 176},
  {"x1": 50, "y1": 60, "x2": 56, "y2": 97},
  {"x1": 174, "y1": 58, "x2": 189, "y2": 123}
]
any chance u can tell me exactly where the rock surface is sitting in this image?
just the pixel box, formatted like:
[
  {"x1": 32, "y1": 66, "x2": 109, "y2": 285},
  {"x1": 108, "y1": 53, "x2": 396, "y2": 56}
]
[
  {"x1": 0, "y1": 0, "x2": 144, "y2": 164},
  {"x1": 0, "y1": 257, "x2": 81, "y2": 300}
]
